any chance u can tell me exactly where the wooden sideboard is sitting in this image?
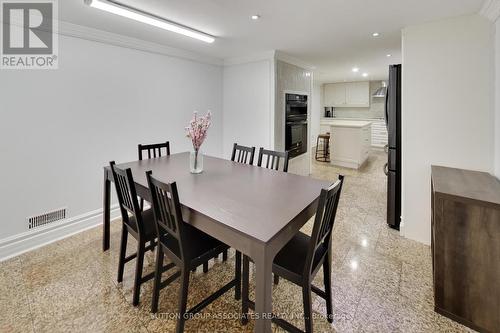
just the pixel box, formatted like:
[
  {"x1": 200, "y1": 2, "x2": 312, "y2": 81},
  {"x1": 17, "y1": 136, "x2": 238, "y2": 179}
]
[{"x1": 431, "y1": 166, "x2": 500, "y2": 333}]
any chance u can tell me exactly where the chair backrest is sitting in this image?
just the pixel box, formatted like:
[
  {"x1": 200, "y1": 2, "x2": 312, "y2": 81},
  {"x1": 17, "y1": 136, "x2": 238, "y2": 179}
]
[
  {"x1": 257, "y1": 148, "x2": 290, "y2": 172},
  {"x1": 138, "y1": 141, "x2": 170, "y2": 160},
  {"x1": 109, "y1": 161, "x2": 144, "y2": 235},
  {"x1": 231, "y1": 143, "x2": 255, "y2": 165},
  {"x1": 304, "y1": 175, "x2": 344, "y2": 276},
  {"x1": 146, "y1": 171, "x2": 186, "y2": 263}
]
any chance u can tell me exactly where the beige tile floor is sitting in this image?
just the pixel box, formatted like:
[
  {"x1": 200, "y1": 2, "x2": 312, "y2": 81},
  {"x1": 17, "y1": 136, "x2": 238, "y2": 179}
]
[{"x1": 0, "y1": 151, "x2": 475, "y2": 333}]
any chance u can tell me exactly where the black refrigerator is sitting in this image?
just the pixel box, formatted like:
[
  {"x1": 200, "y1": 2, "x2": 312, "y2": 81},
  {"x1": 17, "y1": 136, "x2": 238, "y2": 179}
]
[{"x1": 385, "y1": 64, "x2": 402, "y2": 230}]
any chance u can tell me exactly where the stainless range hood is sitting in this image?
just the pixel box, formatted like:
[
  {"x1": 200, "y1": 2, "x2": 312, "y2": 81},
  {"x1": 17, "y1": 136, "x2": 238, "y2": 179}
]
[{"x1": 373, "y1": 81, "x2": 387, "y2": 98}]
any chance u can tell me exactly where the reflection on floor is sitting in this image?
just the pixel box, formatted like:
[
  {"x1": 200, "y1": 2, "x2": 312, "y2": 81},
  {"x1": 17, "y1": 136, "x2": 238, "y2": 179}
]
[{"x1": 0, "y1": 150, "x2": 475, "y2": 332}]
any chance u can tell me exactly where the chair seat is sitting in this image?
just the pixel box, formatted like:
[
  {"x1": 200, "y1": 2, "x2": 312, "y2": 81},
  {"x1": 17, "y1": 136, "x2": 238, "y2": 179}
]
[
  {"x1": 126, "y1": 209, "x2": 157, "y2": 240},
  {"x1": 160, "y1": 224, "x2": 228, "y2": 264},
  {"x1": 273, "y1": 232, "x2": 328, "y2": 281}
]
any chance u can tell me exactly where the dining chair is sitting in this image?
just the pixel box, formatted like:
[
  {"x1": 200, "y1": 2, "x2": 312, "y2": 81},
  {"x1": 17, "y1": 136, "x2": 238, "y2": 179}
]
[
  {"x1": 138, "y1": 141, "x2": 170, "y2": 160},
  {"x1": 110, "y1": 161, "x2": 161, "y2": 306},
  {"x1": 257, "y1": 148, "x2": 290, "y2": 172},
  {"x1": 138, "y1": 141, "x2": 211, "y2": 273},
  {"x1": 226, "y1": 142, "x2": 256, "y2": 263},
  {"x1": 257, "y1": 147, "x2": 290, "y2": 285},
  {"x1": 146, "y1": 171, "x2": 242, "y2": 333},
  {"x1": 231, "y1": 143, "x2": 256, "y2": 165},
  {"x1": 138, "y1": 141, "x2": 171, "y2": 210},
  {"x1": 241, "y1": 175, "x2": 345, "y2": 333}
]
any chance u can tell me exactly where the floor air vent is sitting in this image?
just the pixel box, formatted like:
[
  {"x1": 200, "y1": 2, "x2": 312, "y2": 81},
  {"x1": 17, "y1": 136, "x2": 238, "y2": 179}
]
[{"x1": 28, "y1": 208, "x2": 67, "y2": 229}]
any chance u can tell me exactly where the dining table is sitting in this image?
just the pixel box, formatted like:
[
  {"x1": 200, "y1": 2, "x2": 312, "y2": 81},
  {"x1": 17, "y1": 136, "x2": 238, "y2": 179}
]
[{"x1": 102, "y1": 152, "x2": 331, "y2": 332}]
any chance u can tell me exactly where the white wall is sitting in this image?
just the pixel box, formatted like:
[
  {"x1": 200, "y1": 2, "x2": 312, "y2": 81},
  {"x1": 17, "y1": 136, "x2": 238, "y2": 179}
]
[
  {"x1": 401, "y1": 14, "x2": 495, "y2": 244},
  {"x1": 496, "y1": 18, "x2": 500, "y2": 179},
  {"x1": 311, "y1": 81, "x2": 323, "y2": 146},
  {"x1": 0, "y1": 34, "x2": 223, "y2": 241},
  {"x1": 222, "y1": 60, "x2": 273, "y2": 158}
]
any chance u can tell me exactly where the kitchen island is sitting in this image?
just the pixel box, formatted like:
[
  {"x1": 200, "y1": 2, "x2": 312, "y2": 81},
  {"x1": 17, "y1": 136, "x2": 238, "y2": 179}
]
[{"x1": 325, "y1": 120, "x2": 372, "y2": 169}]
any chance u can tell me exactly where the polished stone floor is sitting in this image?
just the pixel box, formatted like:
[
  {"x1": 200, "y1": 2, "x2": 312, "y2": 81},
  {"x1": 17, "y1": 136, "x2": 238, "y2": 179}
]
[{"x1": 0, "y1": 151, "x2": 475, "y2": 332}]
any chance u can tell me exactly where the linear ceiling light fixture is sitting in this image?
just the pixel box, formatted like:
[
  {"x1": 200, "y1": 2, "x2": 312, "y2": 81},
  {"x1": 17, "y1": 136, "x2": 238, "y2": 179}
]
[{"x1": 84, "y1": 0, "x2": 215, "y2": 43}]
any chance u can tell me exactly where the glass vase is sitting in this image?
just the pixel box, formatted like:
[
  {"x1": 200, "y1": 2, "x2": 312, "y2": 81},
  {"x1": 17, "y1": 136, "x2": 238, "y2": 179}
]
[{"x1": 190, "y1": 149, "x2": 203, "y2": 174}]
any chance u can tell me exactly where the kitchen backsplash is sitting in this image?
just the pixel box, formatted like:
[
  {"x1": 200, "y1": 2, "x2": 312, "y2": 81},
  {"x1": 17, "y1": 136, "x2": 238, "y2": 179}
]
[{"x1": 332, "y1": 81, "x2": 385, "y2": 119}]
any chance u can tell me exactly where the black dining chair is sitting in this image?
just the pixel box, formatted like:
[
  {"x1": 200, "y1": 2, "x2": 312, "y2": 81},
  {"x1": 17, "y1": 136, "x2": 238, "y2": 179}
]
[
  {"x1": 110, "y1": 161, "x2": 161, "y2": 306},
  {"x1": 137, "y1": 141, "x2": 171, "y2": 210},
  {"x1": 257, "y1": 148, "x2": 290, "y2": 172},
  {"x1": 224, "y1": 143, "x2": 256, "y2": 263},
  {"x1": 257, "y1": 147, "x2": 290, "y2": 285},
  {"x1": 146, "y1": 171, "x2": 241, "y2": 333},
  {"x1": 241, "y1": 175, "x2": 345, "y2": 333},
  {"x1": 138, "y1": 141, "x2": 171, "y2": 160},
  {"x1": 231, "y1": 143, "x2": 256, "y2": 165}
]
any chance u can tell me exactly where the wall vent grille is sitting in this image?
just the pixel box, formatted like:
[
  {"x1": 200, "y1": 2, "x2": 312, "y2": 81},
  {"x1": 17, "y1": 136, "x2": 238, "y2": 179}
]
[{"x1": 28, "y1": 208, "x2": 67, "y2": 229}]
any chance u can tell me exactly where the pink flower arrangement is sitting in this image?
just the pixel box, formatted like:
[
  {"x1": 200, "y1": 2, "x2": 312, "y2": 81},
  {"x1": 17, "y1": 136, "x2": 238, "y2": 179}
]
[{"x1": 186, "y1": 111, "x2": 212, "y2": 151}]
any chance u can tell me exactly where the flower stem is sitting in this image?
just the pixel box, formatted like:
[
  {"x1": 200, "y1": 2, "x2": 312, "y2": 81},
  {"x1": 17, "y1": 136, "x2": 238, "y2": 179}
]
[{"x1": 194, "y1": 149, "x2": 198, "y2": 170}]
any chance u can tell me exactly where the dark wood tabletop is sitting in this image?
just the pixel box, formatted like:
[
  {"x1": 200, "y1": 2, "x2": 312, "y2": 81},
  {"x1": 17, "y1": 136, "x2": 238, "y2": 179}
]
[
  {"x1": 103, "y1": 152, "x2": 332, "y2": 332},
  {"x1": 431, "y1": 165, "x2": 500, "y2": 209},
  {"x1": 110, "y1": 152, "x2": 329, "y2": 243}
]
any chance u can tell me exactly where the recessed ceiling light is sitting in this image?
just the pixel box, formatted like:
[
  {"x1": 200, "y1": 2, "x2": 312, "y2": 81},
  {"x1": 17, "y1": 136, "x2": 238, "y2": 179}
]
[
  {"x1": 386, "y1": 54, "x2": 392, "y2": 57},
  {"x1": 372, "y1": 32, "x2": 380, "y2": 37},
  {"x1": 251, "y1": 14, "x2": 260, "y2": 20},
  {"x1": 352, "y1": 67, "x2": 359, "y2": 73},
  {"x1": 362, "y1": 73, "x2": 368, "y2": 77}
]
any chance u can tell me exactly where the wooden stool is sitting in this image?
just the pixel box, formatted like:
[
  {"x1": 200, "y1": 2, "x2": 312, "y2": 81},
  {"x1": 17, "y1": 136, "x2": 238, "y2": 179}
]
[{"x1": 315, "y1": 133, "x2": 330, "y2": 162}]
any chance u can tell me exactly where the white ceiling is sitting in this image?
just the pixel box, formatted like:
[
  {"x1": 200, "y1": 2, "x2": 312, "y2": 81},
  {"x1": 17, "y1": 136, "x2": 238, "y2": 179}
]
[{"x1": 60, "y1": 0, "x2": 485, "y2": 82}]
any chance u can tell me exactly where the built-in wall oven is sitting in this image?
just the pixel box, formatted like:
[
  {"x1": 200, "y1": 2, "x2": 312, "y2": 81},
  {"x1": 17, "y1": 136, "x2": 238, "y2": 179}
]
[{"x1": 285, "y1": 94, "x2": 308, "y2": 158}]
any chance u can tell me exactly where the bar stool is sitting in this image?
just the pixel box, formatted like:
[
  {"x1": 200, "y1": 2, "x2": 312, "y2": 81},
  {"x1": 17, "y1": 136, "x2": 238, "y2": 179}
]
[{"x1": 315, "y1": 133, "x2": 330, "y2": 162}]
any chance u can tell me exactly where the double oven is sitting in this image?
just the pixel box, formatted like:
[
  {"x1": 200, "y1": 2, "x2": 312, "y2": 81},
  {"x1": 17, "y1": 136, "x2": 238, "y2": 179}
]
[{"x1": 285, "y1": 94, "x2": 308, "y2": 158}]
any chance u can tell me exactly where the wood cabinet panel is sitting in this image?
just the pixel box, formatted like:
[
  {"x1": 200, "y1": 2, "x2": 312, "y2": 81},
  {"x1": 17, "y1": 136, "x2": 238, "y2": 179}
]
[{"x1": 431, "y1": 166, "x2": 500, "y2": 333}]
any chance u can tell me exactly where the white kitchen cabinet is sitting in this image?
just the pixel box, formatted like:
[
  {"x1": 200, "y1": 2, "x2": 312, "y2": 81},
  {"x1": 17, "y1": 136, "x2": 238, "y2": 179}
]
[
  {"x1": 324, "y1": 83, "x2": 346, "y2": 106},
  {"x1": 346, "y1": 82, "x2": 370, "y2": 106},
  {"x1": 371, "y1": 120, "x2": 388, "y2": 148},
  {"x1": 327, "y1": 120, "x2": 372, "y2": 169},
  {"x1": 321, "y1": 118, "x2": 386, "y2": 148},
  {"x1": 324, "y1": 81, "x2": 370, "y2": 108}
]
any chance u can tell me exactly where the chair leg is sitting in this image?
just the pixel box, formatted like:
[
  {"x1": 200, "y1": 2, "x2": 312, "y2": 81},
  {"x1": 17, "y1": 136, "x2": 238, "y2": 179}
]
[
  {"x1": 132, "y1": 241, "x2": 146, "y2": 306},
  {"x1": 117, "y1": 225, "x2": 128, "y2": 283},
  {"x1": 302, "y1": 283, "x2": 313, "y2": 333},
  {"x1": 235, "y1": 251, "x2": 241, "y2": 300},
  {"x1": 175, "y1": 269, "x2": 190, "y2": 333},
  {"x1": 151, "y1": 245, "x2": 164, "y2": 313},
  {"x1": 203, "y1": 261, "x2": 209, "y2": 273},
  {"x1": 241, "y1": 255, "x2": 250, "y2": 325},
  {"x1": 323, "y1": 258, "x2": 333, "y2": 323},
  {"x1": 222, "y1": 250, "x2": 228, "y2": 261},
  {"x1": 315, "y1": 136, "x2": 320, "y2": 160},
  {"x1": 273, "y1": 274, "x2": 279, "y2": 285}
]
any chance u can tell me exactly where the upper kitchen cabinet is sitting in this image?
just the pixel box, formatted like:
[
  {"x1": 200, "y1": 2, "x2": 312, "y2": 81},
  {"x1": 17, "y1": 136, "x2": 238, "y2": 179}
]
[
  {"x1": 324, "y1": 83, "x2": 347, "y2": 106},
  {"x1": 324, "y1": 81, "x2": 370, "y2": 107}
]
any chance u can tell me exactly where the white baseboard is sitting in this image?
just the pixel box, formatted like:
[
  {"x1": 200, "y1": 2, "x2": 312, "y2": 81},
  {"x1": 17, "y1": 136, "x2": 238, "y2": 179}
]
[
  {"x1": 331, "y1": 157, "x2": 360, "y2": 169},
  {"x1": 0, "y1": 205, "x2": 120, "y2": 262}
]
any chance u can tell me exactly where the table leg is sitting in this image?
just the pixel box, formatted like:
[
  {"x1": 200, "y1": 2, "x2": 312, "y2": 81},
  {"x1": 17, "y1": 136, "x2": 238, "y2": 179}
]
[
  {"x1": 253, "y1": 250, "x2": 273, "y2": 333},
  {"x1": 102, "y1": 171, "x2": 111, "y2": 251}
]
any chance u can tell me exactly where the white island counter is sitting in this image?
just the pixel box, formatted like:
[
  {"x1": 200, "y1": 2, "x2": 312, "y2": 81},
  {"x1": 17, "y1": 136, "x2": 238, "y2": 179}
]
[{"x1": 325, "y1": 120, "x2": 372, "y2": 169}]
